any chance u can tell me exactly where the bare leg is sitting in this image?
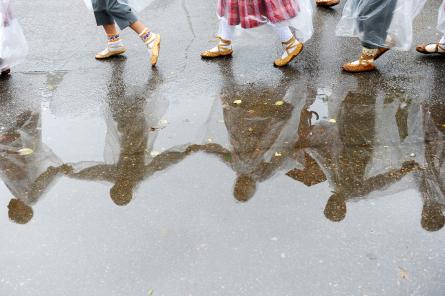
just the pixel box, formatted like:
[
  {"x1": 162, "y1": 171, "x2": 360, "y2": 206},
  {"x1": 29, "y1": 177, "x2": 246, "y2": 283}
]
[
  {"x1": 129, "y1": 21, "x2": 150, "y2": 35},
  {"x1": 103, "y1": 23, "x2": 119, "y2": 36}
]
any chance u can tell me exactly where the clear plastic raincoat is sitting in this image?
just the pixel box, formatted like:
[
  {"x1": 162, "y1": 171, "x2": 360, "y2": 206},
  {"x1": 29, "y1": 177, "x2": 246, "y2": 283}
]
[
  {"x1": 438, "y1": 0, "x2": 445, "y2": 34},
  {"x1": 0, "y1": 0, "x2": 28, "y2": 70},
  {"x1": 217, "y1": 0, "x2": 315, "y2": 42},
  {"x1": 336, "y1": 0, "x2": 427, "y2": 50},
  {"x1": 83, "y1": 0, "x2": 154, "y2": 12}
]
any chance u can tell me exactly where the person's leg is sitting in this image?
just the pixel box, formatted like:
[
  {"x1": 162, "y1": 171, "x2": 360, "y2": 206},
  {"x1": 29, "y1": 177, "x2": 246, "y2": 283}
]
[
  {"x1": 107, "y1": 0, "x2": 161, "y2": 66},
  {"x1": 94, "y1": 8, "x2": 128, "y2": 59},
  {"x1": 343, "y1": 0, "x2": 397, "y2": 72},
  {"x1": 271, "y1": 22, "x2": 304, "y2": 67},
  {"x1": 201, "y1": 18, "x2": 235, "y2": 58}
]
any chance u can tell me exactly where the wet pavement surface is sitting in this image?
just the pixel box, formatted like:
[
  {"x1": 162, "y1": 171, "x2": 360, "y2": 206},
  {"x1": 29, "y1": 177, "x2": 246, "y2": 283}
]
[{"x1": 1, "y1": 0, "x2": 445, "y2": 295}]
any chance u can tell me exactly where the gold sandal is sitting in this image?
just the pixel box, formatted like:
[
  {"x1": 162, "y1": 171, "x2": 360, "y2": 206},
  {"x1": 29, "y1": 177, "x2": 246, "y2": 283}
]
[
  {"x1": 274, "y1": 36, "x2": 304, "y2": 67},
  {"x1": 201, "y1": 37, "x2": 233, "y2": 59}
]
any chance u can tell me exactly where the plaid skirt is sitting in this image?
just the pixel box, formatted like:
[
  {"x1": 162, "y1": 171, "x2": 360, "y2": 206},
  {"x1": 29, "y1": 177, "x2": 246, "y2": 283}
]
[{"x1": 217, "y1": 0, "x2": 300, "y2": 29}]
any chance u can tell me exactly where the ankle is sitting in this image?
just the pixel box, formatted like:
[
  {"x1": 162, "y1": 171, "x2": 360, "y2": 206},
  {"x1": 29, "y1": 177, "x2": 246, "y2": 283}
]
[
  {"x1": 107, "y1": 33, "x2": 121, "y2": 43},
  {"x1": 139, "y1": 28, "x2": 153, "y2": 43},
  {"x1": 361, "y1": 47, "x2": 378, "y2": 61}
]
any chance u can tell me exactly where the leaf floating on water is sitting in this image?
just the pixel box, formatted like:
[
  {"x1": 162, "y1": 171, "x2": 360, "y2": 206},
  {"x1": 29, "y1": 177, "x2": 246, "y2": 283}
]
[
  {"x1": 148, "y1": 289, "x2": 154, "y2": 296},
  {"x1": 18, "y1": 148, "x2": 34, "y2": 156},
  {"x1": 275, "y1": 100, "x2": 284, "y2": 106},
  {"x1": 233, "y1": 100, "x2": 242, "y2": 105},
  {"x1": 399, "y1": 268, "x2": 409, "y2": 280}
]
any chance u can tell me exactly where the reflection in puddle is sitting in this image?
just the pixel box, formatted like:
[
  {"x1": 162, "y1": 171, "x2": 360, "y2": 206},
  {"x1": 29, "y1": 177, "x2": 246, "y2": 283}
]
[{"x1": 0, "y1": 67, "x2": 444, "y2": 232}]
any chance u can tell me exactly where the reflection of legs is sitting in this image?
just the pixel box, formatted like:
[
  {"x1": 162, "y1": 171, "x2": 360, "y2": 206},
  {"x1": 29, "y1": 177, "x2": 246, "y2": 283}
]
[{"x1": 201, "y1": 19, "x2": 234, "y2": 59}]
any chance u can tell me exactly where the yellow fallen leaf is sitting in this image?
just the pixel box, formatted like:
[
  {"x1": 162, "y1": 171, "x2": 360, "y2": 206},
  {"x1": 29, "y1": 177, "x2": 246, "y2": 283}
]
[
  {"x1": 275, "y1": 152, "x2": 282, "y2": 157},
  {"x1": 328, "y1": 119, "x2": 337, "y2": 123},
  {"x1": 399, "y1": 268, "x2": 409, "y2": 280},
  {"x1": 248, "y1": 127, "x2": 254, "y2": 132},
  {"x1": 275, "y1": 100, "x2": 284, "y2": 106},
  {"x1": 18, "y1": 148, "x2": 34, "y2": 156},
  {"x1": 233, "y1": 100, "x2": 242, "y2": 105},
  {"x1": 207, "y1": 138, "x2": 213, "y2": 143}
]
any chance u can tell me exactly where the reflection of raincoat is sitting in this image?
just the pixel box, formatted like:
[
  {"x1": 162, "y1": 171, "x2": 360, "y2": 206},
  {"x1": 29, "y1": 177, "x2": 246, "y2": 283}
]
[
  {"x1": 417, "y1": 104, "x2": 445, "y2": 209},
  {"x1": 366, "y1": 93, "x2": 424, "y2": 181},
  {"x1": 305, "y1": 89, "x2": 416, "y2": 203},
  {"x1": 336, "y1": 0, "x2": 426, "y2": 50},
  {"x1": 438, "y1": 0, "x2": 445, "y2": 33},
  {"x1": 0, "y1": 112, "x2": 64, "y2": 205},
  {"x1": 0, "y1": 0, "x2": 28, "y2": 70},
  {"x1": 202, "y1": 80, "x2": 308, "y2": 183},
  {"x1": 217, "y1": 0, "x2": 314, "y2": 42}
]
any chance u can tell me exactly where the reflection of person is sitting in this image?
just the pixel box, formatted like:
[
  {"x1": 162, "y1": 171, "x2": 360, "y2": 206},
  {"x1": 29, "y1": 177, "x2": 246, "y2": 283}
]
[
  {"x1": 293, "y1": 77, "x2": 418, "y2": 222},
  {"x1": 68, "y1": 63, "x2": 197, "y2": 206},
  {"x1": 0, "y1": 111, "x2": 71, "y2": 224},
  {"x1": 201, "y1": 0, "x2": 314, "y2": 67},
  {"x1": 415, "y1": 84, "x2": 445, "y2": 231},
  {"x1": 198, "y1": 63, "x2": 307, "y2": 201},
  {"x1": 416, "y1": 0, "x2": 445, "y2": 55},
  {"x1": 85, "y1": 0, "x2": 160, "y2": 66}
]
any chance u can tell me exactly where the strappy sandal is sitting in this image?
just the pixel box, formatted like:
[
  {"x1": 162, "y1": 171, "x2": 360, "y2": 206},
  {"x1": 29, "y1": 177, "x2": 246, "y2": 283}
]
[
  {"x1": 316, "y1": 0, "x2": 340, "y2": 7},
  {"x1": 416, "y1": 43, "x2": 445, "y2": 55},
  {"x1": 201, "y1": 37, "x2": 233, "y2": 59}
]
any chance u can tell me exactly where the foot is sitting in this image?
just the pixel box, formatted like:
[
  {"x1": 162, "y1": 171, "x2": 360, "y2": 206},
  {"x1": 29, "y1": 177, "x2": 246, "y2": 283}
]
[
  {"x1": 141, "y1": 31, "x2": 161, "y2": 67},
  {"x1": 201, "y1": 36, "x2": 233, "y2": 59},
  {"x1": 316, "y1": 0, "x2": 340, "y2": 7},
  {"x1": 342, "y1": 48, "x2": 378, "y2": 73},
  {"x1": 95, "y1": 41, "x2": 127, "y2": 60},
  {"x1": 416, "y1": 43, "x2": 445, "y2": 55},
  {"x1": 274, "y1": 36, "x2": 304, "y2": 67}
]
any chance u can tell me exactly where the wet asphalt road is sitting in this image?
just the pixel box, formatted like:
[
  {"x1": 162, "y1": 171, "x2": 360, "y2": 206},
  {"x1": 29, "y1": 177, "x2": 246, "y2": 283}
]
[{"x1": 1, "y1": 0, "x2": 445, "y2": 295}]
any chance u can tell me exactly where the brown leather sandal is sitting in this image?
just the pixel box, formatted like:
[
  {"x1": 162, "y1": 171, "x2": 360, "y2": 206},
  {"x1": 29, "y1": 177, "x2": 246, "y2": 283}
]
[
  {"x1": 316, "y1": 0, "x2": 340, "y2": 7},
  {"x1": 416, "y1": 43, "x2": 445, "y2": 55}
]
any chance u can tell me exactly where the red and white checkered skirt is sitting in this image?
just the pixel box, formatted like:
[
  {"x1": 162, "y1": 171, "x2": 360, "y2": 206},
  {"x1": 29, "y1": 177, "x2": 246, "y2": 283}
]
[{"x1": 217, "y1": 0, "x2": 300, "y2": 29}]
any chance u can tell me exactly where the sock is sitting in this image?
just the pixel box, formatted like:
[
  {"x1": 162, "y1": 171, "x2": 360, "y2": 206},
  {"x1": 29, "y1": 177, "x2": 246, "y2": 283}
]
[
  {"x1": 218, "y1": 19, "x2": 235, "y2": 41},
  {"x1": 107, "y1": 33, "x2": 124, "y2": 50},
  {"x1": 139, "y1": 28, "x2": 152, "y2": 43},
  {"x1": 271, "y1": 22, "x2": 294, "y2": 43}
]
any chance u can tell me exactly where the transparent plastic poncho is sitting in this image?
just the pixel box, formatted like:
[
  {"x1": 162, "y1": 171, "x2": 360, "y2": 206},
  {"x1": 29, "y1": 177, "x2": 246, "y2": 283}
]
[
  {"x1": 83, "y1": 0, "x2": 155, "y2": 12},
  {"x1": 336, "y1": 0, "x2": 427, "y2": 50},
  {"x1": 438, "y1": 0, "x2": 445, "y2": 34},
  {"x1": 0, "y1": 0, "x2": 28, "y2": 70},
  {"x1": 0, "y1": 112, "x2": 63, "y2": 205},
  {"x1": 217, "y1": 0, "x2": 314, "y2": 42}
]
